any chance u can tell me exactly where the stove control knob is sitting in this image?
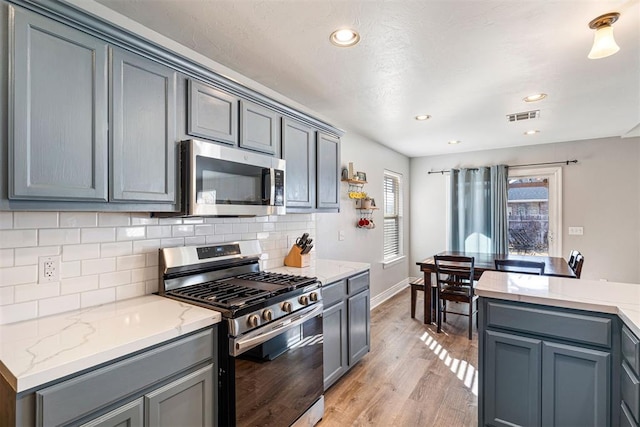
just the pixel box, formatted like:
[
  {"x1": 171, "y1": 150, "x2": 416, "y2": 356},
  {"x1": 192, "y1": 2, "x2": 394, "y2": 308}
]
[
  {"x1": 309, "y1": 292, "x2": 319, "y2": 302},
  {"x1": 262, "y1": 309, "x2": 273, "y2": 321},
  {"x1": 247, "y1": 314, "x2": 260, "y2": 328},
  {"x1": 282, "y1": 302, "x2": 293, "y2": 313},
  {"x1": 299, "y1": 295, "x2": 309, "y2": 306}
]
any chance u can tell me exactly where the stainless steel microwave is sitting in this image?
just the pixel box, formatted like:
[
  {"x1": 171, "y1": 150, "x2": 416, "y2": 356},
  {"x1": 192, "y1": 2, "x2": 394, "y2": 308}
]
[{"x1": 179, "y1": 139, "x2": 285, "y2": 217}]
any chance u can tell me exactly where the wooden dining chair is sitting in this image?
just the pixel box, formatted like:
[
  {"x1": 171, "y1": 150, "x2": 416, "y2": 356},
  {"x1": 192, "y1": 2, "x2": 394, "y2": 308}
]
[
  {"x1": 410, "y1": 276, "x2": 436, "y2": 324},
  {"x1": 572, "y1": 253, "x2": 584, "y2": 278},
  {"x1": 434, "y1": 255, "x2": 476, "y2": 340},
  {"x1": 494, "y1": 259, "x2": 545, "y2": 275}
]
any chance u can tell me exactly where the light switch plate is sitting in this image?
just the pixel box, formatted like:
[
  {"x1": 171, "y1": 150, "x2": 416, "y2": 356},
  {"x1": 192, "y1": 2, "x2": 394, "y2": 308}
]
[{"x1": 568, "y1": 226, "x2": 584, "y2": 235}]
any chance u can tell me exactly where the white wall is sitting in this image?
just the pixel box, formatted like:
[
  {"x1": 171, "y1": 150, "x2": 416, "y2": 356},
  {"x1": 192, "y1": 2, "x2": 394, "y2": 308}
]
[
  {"x1": 410, "y1": 136, "x2": 640, "y2": 284},
  {"x1": 316, "y1": 132, "x2": 411, "y2": 300}
]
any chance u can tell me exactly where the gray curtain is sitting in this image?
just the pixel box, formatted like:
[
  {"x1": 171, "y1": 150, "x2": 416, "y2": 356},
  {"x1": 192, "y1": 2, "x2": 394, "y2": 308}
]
[{"x1": 450, "y1": 165, "x2": 508, "y2": 254}]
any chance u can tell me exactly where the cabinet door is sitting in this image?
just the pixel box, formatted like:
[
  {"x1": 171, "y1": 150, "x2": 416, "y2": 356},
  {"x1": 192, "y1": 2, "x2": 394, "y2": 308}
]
[
  {"x1": 110, "y1": 48, "x2": 177, "y2": 203},
  {"x1": 145, "y1": 364, "x2": 213, "y2": 427},
  {"x1": 484, "y1": 330, "x2": 542, "y2": 427},
  {"x1": 316, "y1": 132, "x2": 340, "y2": 209},
  {"x1": 323, "y1": 301, "x2": 348, "y2": 390},
  {"x1": 240, "y1": 99, "x2": 280, "y2": 156},
  {"x1": 10, "y1": 6, "x2": 108, "y2": 201},
  {"x1": 541, "y1": 341, "x2": 610, "y2": 427},
  {"x1": 80, "y1": 398, "x2": 143, "y2": 427},
  {"x1": 282, "y1": 118, "x2": 316, "y2": 209},
  {"x1": 348, "y1": 289, "x2": 370, "y2": 365},
  {"x1": 188, "y1": 79, "x2": 238, "y2": 145}
]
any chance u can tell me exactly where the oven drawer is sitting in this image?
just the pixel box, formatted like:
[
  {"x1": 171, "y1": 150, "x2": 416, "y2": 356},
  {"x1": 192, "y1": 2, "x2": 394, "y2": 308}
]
[
  {"x1": 322, "y1": 279, "x2": 347, "y2": 307},
  {"x1": 36, "y1": 328, "x2": 214, "y2": 426}
]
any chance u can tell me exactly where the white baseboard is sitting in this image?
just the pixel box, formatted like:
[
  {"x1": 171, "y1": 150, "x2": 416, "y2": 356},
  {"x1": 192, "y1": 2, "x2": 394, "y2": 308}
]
[{"x1": 370, "y1": 278, "x2": 410, "y2": 310}]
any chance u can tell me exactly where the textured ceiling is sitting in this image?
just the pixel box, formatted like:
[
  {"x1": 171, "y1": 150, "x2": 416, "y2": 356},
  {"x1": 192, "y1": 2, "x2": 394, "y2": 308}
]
[{"x1": 91, "y1": 0, "x2": 640, "y2": 157}]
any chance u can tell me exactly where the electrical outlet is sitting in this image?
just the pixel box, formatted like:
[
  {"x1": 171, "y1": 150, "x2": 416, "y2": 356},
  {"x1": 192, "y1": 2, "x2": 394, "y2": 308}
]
[
  {"x1": 39, "y1": 255, "x2": 60, "y2": 283},
  {"x1": 568, "y1": 226, "x2": 584, "y2": 235},
  {"x1": 338, "y1": 230, "x2": 345, "y2": 241}
]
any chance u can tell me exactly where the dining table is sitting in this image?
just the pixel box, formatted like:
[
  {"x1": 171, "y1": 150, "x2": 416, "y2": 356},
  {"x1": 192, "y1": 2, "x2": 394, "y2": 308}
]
[{"x1": 415, "y1": 250, "x2": 577, "y2": 324}]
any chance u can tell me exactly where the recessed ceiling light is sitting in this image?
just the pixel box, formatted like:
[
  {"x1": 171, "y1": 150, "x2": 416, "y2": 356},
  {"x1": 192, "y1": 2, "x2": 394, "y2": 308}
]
[
  {"x1": 523, "y1": 93, "x2": 547, "y2": 102},
  {"x1": 524, "y1": 130, "x2": 540, "y2": 135},
  {"x1": 448, "y1": 140, "x2": 461, "y2": 145},
  {"x1": 329, "y1": 28, "x2": 360, "y2": 47},
  {"x1": 415, "y1": 114, "x2": 431, "y2": 121}
]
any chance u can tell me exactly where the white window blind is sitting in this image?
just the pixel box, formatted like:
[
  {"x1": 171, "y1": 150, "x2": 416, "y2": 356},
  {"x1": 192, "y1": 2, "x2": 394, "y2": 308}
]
[{"x1": 383, "y1": 171, "x2": 402, "y2": 260}]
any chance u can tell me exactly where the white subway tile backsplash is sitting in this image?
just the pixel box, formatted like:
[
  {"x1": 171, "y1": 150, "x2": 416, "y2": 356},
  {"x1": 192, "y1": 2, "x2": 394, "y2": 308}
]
[
  {"x1": 39, "y1": 228, "x2": 81, "y2": 246},
  {"x1": 117, "y1": 227, "x2": 146, "y2": 241},
  {"x1": 39, "y1": 294, "x2": 80, "y2": 317},
  {"x1": 145, "y1": 279, "x2": 159, "y2": 294},
  {"x1": 146, "y1": 252, "x2": 159, "y2": 266},
  {"x1": 132, "y1": 239, "x2": 160, "y2": 254},
  {"x1": 0, "y1": 249, "x2": 14, "y2": 268},
  {"x1": 242, "y1": 233, "x2": 258, "y2": 240},
  {"x1": 172, "y1": 225, "x2": 194, "y2": 237},
  {"x1": 14, "y1": 246, "x2": 60, "y2": 266},
  {"x1": 0, "y1": 265, "x2": 38, "y2": 286},
  {"x1": 82, "y1": 258, "x2": 116, "y2": 275},
  {"x1": 14, "y1": 212, "x2": 59, "y2": 229},
  {"x1": 0, "y1": 286, "x2": 14, "y2": 305},
  {"x1": 205, "y1": 235, "x2": 226, "y2": 244},
  {"x1": 0, "y1": 230, "x2": 37, "y2": 249},
  {"x1": 0, "y1": 212, "x2": 13, "y2": 229},
  {"x1": 232, "y1": 223, "x2": 249, "y2": 234},
  {"x1": 160, "y1": 237, "x2": 184, "y2": 248},
  {"x1": 60, "y1": 212, "x2": 98, "y2": 228},
  {"x1": 116, "y1": 254, "x2": 146, "y2": 271},
  {"x1": 101, "y1": 241, "x2": 133, "y2": 258},
  {"x1": 204, "y1": 217, "x2": 225, "y2": 224},
  {"x1": 98, "y1": 212, "x2": 131, "y2": 227},
  {"x1": 61, "y1": 275, "x2": 99, "y2": 295},
  {"x1": 131, "y1": 268, "x2": 145, "y2": 283},
  {"x1": 99, "y1": 270, "x2": 130, "y2": 288},
  {"x1": 130, "y1": 214, "x2": 158, "y2": 225},
  {"x1": 61, "y1": 261, "x2": 81, "y2": 279},
  {"x1": 62, "y1": 244, "x2": 101, "y2": 261},
  {"x1": 116, "y1": 282, "x2": 146, "y2": 300},
  {"x1": 81, "y1": 227, "x2": 116, "y2": 243},
  {"x1": 142, "y1": 266, "x2": 158, "y2": 281},
  {"x1": 222, "y1": 234, "x2": 242, "y2": 242},
  {"x1": 184, "y1": 236, "x2": 206, "y2": 246},
  {"x1": 0, "y1": 301, "x2": 38, "y2": 324},
  {"x1": 15, "y1": 282, "x2": 60, "y2": 303},
  {"x1": 194, "y1": 224, "x2": 214, "y2": 235},
  {"x1": 81, "y1": 288, "x2": 115, "y2": 308},
  {"x1": 214, "y1": 223, "x2": 233, "y2": 234},
  {"x1": 146, "y1": 225, "x2": 172, "y2": 239},
  {"x1": 182, "y1": 217, "x2": 204, "y2": 225},
  {"x1": 158, "y1": 218, "x2": 183, "y2": 225}
]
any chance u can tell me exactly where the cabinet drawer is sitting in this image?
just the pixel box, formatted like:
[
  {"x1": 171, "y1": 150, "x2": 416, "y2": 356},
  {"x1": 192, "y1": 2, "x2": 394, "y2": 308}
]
[
  {"x1": 347, "y1": 271, "x2": 370, "y2": 295},
  {"x1": 486, "y1": 302, "x2": 612, "y2": 348},
  {"x1": 322, "y1": 280, "x2": 346, "y2": 307},
  {"x1": 36, "y1": 328, "x2": 213, "y2": 426},
  {"x1": 622, "y1": 361, "x2": 640, "y2": 424},
  {"x1": 623, "y1": 326, "x2": 640, "y2": 377}
]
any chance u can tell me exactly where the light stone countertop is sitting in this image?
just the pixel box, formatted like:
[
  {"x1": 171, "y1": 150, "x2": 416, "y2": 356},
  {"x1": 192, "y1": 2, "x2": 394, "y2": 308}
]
[
  {"x1": 0, "y1": 295, "x2": 221, "y2": 393},
  {"x1": 267, "y1": 258, "x2": 371, "y2": 285},
  {"x1": 476, "y1": 271, "x2": 640, "y2": 337}
]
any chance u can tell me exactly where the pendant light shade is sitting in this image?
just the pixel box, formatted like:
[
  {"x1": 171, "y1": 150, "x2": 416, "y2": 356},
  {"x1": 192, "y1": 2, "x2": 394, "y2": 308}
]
[{"x1": 588, "y1": 12, "x2": 621, "y2": 59}]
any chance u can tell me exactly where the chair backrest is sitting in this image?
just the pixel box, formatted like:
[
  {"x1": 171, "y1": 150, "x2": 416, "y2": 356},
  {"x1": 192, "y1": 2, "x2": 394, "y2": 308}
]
[
  {"x1": 573, "y1": 253, "x2": 584, "y2": 278},
  {"x1": 494, "y1": 259, "x2": 545, "y2": 275},
  {"x1": 568, "y1": 250, "x2": 580, "y2": 270},
  {"x1": 434, "y1": 255, "x2": 475, "y2": 295}
]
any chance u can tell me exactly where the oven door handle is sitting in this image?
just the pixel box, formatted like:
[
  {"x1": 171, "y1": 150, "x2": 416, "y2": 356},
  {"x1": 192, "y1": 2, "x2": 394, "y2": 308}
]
[{"x1": 230, "y1": 303, "x2": 323, "y2": 357}]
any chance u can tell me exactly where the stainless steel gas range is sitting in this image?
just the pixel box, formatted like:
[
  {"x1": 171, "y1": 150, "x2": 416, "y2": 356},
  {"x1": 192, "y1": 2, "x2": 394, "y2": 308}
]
[{"x1": 159, "y1": 241, "x2": 324, "y2": 427}]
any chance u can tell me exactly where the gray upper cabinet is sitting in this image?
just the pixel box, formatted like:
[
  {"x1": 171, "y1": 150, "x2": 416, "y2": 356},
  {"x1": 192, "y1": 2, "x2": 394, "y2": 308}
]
[
  {"x1": 316, "y1": 132, "x2": 340, "y2": 209},
  {"x1": 240, "y1": 99, "x2": 280, "y2": 156},
  {"x1": 110, "y1": 48, "x2": 176, "y2": 203},
  {"x1": 188, "y1": 79, "x2": 238, "y2": 145},
  {"x1": 282, "y1": 117, "x2": 316, "y2": 209},
  {"x1": 9, "y1": 6, "x2": 109, "y2": 201}
]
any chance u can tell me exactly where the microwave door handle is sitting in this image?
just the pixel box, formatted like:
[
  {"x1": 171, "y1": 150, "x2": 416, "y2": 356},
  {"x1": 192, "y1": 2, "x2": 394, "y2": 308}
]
[
  {"x1": 230, "y1": 303, "x2": 323, "y2": 356},
  {"x1": 269, "y1": 168, "x2": 276, "y2": 205}
]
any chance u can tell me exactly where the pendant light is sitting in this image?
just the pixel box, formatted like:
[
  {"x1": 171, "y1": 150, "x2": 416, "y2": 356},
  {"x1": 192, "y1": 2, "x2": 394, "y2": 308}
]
[{"x1": 587, "y1": 12, "x2": 621, "y2": 59}]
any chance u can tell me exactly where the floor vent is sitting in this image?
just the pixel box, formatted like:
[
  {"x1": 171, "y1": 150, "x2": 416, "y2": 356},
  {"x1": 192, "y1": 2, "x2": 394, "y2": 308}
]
[{"x1": 507, "y1": 110, "x2": 540, "y2": 122}]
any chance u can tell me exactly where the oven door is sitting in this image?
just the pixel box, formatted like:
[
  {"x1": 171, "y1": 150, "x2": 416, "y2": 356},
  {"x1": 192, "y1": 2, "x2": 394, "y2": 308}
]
[{"x1": 230, "y1": 304, "x2": 323, "y2": 427}]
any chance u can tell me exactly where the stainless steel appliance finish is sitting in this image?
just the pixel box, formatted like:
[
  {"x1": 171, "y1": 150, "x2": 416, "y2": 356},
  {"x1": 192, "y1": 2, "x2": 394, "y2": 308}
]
[
  {"x1": 159, "y1": 241, "x2": 324, "y2": 427},
  {"x1": 179, "y1": 139, "x2": 286, "y2": 217}
]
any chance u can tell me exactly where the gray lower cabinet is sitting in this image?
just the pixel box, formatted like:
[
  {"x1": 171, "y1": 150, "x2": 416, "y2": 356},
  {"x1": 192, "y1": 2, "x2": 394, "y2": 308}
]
[
  {"x1": 110, "y1": 48, "x2": 177, "y2": 203},
  {"x1": 80, "y1": 398, "x2": 144, "y2": 427},
  {"x1": 240, "y1": 99, "x2": 280, "y2": 156},
  {"x1": 9, "y1": 5, "x2": 109, "y2": 201},
  {"x1": 282, "y1": 117, "x2": 316, "y2": 210},
  {"x1": 188, "y1": 78, "x2": 238, "y2": 145},
  {"x1": 322, "y1": 270, "x2": 370, "y2": 390},
  {"x1": 622, "y1": 326, "x2": 640, "y2": 427},
  {"x1": 316, "y1": 132, "x2": 340, "y2": 210},
  {"x1": 479, "y1": 298, "x2": 620, "y2": 427}
]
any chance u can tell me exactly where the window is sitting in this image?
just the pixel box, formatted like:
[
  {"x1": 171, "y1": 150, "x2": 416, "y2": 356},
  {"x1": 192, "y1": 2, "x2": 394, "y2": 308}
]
[{"x1": 383, "y1": 170, "x2": 403, "y2": 261}]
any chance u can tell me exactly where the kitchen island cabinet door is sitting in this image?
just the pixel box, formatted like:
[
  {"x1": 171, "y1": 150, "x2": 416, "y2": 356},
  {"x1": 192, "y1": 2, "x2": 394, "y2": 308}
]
[
  {"x1": 323, "y1": 300, "x2": 348, "y2": 390},
  {"x1": 145, "y1": 364, "x2": 213, "y2": 427},
  {"x1": 110, "y1": 48, "x2": 177, "y2": 203},
  {"x1": 282, "y1": 117, "x2": 316, "y2": 210},
  {"x1": 9, "y1": 6, "x2": 108, "y2": 201},
  {"x1": 348, "y1": 289, "x2": 370, "y2": 366},
  {"x1": 316, "y1": 132, "x2": 340, "y2": 210},
  {"x1": 79, "y1": 398, "x2": 143, "y2": 427}
]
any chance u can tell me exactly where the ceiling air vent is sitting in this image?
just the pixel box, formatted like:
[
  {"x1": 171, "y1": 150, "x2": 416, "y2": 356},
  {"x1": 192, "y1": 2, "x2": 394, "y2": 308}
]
[{"x1": 507, "y1": 110, "x2": 540, "y2": 122}]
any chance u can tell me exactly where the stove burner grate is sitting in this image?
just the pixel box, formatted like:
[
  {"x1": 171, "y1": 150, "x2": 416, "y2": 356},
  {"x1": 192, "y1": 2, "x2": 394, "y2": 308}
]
[
  {"x1": 234, "y1": 271, "x2": 317, "y2": 287},
  {"x1": 168, "y1": 280, "x2": 272, "y2": 309}
]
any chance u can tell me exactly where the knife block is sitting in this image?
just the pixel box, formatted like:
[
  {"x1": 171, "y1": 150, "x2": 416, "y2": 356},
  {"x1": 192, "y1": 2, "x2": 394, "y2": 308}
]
[{"x1": 284, "y1": 244, "x2": 310, "y2": 268}]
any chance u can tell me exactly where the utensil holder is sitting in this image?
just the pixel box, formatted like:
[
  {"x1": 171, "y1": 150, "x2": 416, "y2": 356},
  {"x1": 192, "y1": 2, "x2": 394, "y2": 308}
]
[{"x1": 284, "y1": 244, "x2": 310, "y2": 268}]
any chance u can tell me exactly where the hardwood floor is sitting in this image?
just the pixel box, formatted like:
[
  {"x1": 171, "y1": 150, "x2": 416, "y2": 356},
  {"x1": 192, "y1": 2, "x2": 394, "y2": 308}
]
[{"x1": 319, "y1": 288, "x2": 478, "y2": 427}]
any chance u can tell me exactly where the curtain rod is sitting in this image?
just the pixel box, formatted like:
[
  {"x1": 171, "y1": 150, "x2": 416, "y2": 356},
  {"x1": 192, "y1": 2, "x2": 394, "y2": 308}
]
[{"x1": 427, "y1": 159, "x2": 578, "y2": 175}]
